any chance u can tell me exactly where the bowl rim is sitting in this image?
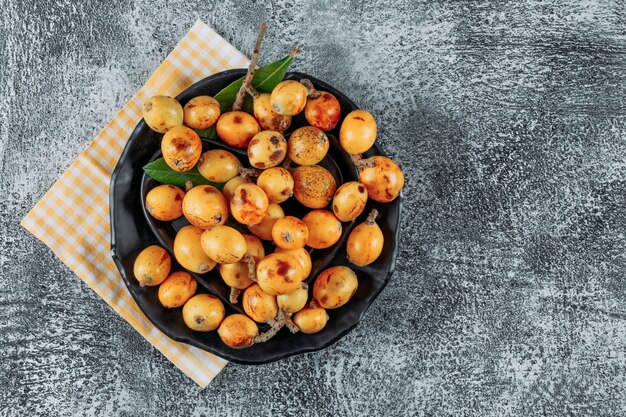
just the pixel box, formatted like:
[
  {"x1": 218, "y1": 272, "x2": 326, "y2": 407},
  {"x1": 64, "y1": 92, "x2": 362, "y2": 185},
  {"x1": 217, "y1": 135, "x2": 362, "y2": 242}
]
[{"x1": 109, "y1": 69, "x2": 403, "y2": 364}]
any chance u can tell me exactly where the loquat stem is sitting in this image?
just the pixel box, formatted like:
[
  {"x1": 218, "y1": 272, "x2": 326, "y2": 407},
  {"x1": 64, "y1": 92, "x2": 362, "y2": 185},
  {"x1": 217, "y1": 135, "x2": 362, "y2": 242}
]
[
  {"x1": 233, "y1": 23, "x2": 268, "y2": 111},
  {"x1": 254, "y1": 326, "x2": 281, "y2": 343},
  {"x1": 300, "y1": 78, "x2": 321, "y2": 99},
  {"x1": 229, "y1": 287, "x2": 241, "y2": 304},
  {"x1": 366, "y1": 208, "x2": 379, "y2": 225},
  {"x1": 241, "y1": 254, "x2": 257, "y2": 282},
  {"x1": 349, "y1": 153, "x2": 376, "y2": 171},
  {"x1": 246, "y1": 85, "x2": 260, "y2": 99},
  {"x1": 265, "y1": 310, "x2": 283, "y2": 328},
  {"x1": 285, "y1": 314, "x2": 300, "y2": 333},
  {"x1": 254, "y1": 309, "x2": 286, "y2": 343},
  {"x1": 184, "y1": 180, "x2": 193, "y2": 192}
]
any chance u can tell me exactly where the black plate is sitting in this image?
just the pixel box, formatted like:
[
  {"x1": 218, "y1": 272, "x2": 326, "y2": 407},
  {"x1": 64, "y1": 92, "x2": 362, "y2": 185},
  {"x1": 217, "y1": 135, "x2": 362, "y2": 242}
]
[{"x1": 109, "y1": 70, "x2": 402, "y2": 364}]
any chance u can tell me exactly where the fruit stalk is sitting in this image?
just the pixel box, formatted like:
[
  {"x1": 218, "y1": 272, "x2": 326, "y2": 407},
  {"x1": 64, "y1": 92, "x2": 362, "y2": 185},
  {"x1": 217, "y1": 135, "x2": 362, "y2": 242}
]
[
  {"x1": 285, "y1": 314, "x2": 300, "y2": 333},
  {"x1": 349, "y1": 153, "x2": 376, "y2": 171},
  {"x1": 366, "y1": 208, "x2": 379, "y2": 225},
  {"x1": 241, "y1": 254, "x2": 258, "y2": 282},
  {"x1": 300, "y1": 78, "x2": 321, "y2": 99},
  {"x1": 254, "y1": 309, "x2": 286, "y2": 343},
  {"x1": 233, "y1": 23, "x2": 268, "y2": 111},
  {"x1": 246, "y1": 85, "x2": 260, "y2": 99},
  {"x1": 229, "y1": 287, "x2": 241, "y2": 304}
]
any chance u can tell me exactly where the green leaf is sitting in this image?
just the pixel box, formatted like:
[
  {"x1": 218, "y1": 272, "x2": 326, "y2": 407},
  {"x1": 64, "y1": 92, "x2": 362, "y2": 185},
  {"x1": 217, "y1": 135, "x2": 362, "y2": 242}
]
[
  {"x1": 243, "y1": 95, "x2": 254, "y2": 115},
  {"x1": 143, "y1": 158, "x2": 223, "y2": 190},
  {"x1": 212, "y1": 53, "x2": 294, "y2": 113},
  {"x1": 195, "y1": 125, "x2": 217, "y2": 140},
  {"x1": 213, "y1": 78, "x2": 245, "y2": 113},
  {"x1": 253, "y1": 54, "x2": 294, "y2": 93}
]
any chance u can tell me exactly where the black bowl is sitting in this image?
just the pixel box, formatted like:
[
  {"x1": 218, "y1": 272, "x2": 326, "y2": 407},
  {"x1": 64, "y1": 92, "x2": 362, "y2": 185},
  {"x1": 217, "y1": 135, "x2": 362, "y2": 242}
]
[{"x1": 109, "y1": 70, "x2": 402, "y2": 364}]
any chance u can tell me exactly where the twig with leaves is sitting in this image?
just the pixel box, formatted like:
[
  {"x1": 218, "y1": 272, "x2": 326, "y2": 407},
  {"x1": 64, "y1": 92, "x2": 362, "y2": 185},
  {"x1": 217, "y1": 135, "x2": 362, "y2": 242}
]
[{"x1": 233, "y1": 23, "x2": 268, "y2": 111}]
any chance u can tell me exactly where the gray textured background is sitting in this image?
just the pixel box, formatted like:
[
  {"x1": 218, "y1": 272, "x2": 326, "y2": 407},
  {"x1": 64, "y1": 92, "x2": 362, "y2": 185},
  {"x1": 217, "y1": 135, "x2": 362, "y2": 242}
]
[{"x1": 2, "y1": 0, "x2": 626, "y2": 415}]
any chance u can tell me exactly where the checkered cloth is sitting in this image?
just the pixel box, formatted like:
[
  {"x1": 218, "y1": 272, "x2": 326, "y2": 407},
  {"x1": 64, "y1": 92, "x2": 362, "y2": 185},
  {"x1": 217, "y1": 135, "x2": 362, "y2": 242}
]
[{"x1": 21, "y1": 20, "x2": 250, "y2": 388}]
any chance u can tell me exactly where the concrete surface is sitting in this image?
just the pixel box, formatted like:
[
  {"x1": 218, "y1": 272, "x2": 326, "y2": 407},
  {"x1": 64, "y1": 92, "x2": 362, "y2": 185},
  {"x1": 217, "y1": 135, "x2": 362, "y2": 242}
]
[{"x1": 2, "y1": 0, "x2": 626, "y2": 415}]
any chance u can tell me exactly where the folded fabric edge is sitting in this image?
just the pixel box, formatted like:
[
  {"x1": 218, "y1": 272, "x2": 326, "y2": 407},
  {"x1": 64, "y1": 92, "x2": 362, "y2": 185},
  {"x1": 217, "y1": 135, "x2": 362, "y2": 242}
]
[{"x1": 18, "y1": 19, "x2": 245, "y2": 388}]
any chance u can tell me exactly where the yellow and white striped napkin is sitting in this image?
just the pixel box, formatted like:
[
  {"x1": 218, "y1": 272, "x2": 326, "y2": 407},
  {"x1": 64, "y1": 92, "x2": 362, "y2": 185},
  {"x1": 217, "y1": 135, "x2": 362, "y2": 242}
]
[{"x1": 21, "y1": 20, "x2": 250, "y2": 388}]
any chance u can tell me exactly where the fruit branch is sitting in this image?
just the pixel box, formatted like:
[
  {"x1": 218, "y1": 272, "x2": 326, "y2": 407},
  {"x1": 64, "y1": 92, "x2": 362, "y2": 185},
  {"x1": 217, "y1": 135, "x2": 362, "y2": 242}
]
[
  {"x1": 366, "y1": 208, "x2": 379, "y2": 225},
  {"x1": 285, "y1": 314, "x2": 299, "y2": 333},
  {"x1": 246, "y1": 85, "x2": 261, "y2": 99},
  {"x1": 229, "y1": 287, "x2": 241, "y2": 304},
  {"x1": 300, "y1": 78, "x2": 321, "y2": 99},
  {"x1": 349, "y1": 154, "x2": 376, "y2": 171},
  {"x1": 233, "y1": 23, "x2": 268, "y2": 111},
  {"x1": 241, "y1": 254, "x2": 257, "y2": 282},
  {"x1": 254, "y1": 309, "x2": 286, "y2": 343}
]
